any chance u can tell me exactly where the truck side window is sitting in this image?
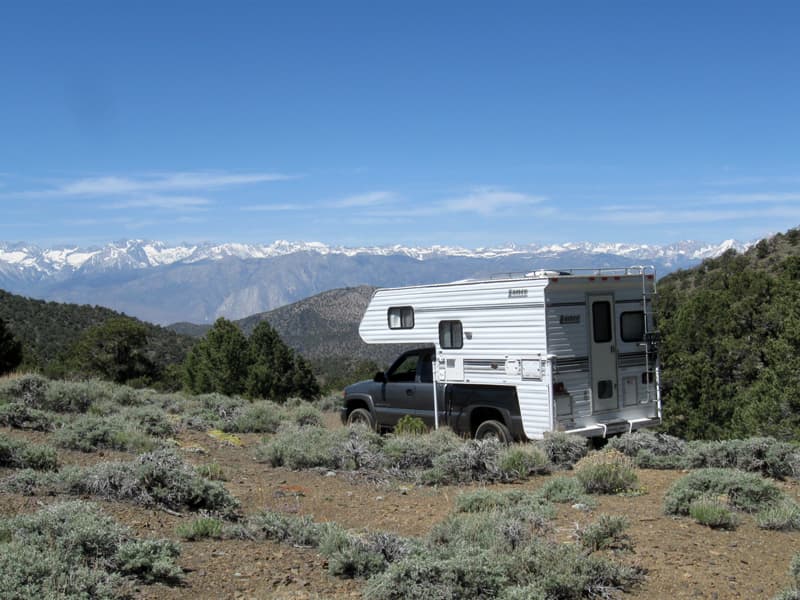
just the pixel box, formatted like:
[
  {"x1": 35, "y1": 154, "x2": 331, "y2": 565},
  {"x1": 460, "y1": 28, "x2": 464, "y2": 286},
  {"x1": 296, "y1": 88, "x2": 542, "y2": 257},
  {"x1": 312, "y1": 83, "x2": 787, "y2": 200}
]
[
  {"x1": 388, "y1": 306, "x2": 414, "y2": 329},
  {"x1": 439, "y1": 320, "x2": 463, "y2": 349},
  {"x1": 418, "y1": 352, "x2": 433, "y2": 383},
  {"x1": 387, "y1": 353, "x2": 419, "y2": 382}
]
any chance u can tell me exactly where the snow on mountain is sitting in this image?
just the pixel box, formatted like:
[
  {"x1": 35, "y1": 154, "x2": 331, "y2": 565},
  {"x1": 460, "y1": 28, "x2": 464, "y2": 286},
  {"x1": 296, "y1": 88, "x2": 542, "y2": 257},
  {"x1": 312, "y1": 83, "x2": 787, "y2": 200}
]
[{"x1": 0, "y1": 238, "x2": 750, "y2": 276}]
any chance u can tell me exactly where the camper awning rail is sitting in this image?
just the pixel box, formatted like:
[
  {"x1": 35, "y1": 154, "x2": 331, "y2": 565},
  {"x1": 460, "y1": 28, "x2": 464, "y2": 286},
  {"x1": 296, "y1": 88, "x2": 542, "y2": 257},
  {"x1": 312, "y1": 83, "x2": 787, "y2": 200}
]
[{"x1": 490, "y1": 265, "x2": 656, "y2": 280}]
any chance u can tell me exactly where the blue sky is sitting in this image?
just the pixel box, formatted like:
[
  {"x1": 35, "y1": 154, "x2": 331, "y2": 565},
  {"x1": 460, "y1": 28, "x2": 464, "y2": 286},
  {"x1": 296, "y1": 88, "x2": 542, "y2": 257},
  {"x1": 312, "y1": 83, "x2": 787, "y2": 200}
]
[{"x1": 2, "y1": 0, "x2": 799, "y2": 248}]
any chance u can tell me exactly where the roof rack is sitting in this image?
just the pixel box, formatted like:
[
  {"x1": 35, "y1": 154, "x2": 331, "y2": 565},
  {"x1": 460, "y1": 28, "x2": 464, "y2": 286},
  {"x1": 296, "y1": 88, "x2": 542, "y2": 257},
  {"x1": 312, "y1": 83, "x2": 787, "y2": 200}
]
[{"x1": 490, "y1": 265, "x2": 656, "y2": 280}]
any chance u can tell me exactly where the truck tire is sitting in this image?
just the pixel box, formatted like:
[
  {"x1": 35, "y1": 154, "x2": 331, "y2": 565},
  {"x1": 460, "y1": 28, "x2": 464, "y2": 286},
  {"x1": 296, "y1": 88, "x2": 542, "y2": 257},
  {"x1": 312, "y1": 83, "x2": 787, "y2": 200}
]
[
  {"x1": 474, "y1": 419, "x2": 512, "y2": 444},
  {"x1": 347, "y1": 408, "x2": 375, "y2": 430}
]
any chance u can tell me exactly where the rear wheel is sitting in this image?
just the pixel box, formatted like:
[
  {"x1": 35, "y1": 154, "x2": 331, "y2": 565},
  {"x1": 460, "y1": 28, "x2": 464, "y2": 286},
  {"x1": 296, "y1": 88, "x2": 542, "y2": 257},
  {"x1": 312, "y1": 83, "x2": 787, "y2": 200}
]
[
  {"x1": 474, "y1": 419, "x2": 512, "y2": 444},
  {"x1": 347, "y1": 408, "x2": 375, "y2": 430}
]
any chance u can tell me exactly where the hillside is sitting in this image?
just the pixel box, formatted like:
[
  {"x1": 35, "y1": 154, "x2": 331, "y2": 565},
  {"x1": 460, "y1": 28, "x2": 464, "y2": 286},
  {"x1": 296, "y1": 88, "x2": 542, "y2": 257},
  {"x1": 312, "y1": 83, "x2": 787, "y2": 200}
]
[
  {"x1": 657, "y1": 227, "x2": 800, "y2": 440},
  {"x1": 0, "y1": 288, "x2": 194, "y2": 378}
]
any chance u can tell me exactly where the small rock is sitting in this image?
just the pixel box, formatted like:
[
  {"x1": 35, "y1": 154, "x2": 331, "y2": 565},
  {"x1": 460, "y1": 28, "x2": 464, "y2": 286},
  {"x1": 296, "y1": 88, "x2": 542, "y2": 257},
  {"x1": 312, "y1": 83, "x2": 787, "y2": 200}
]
[
  {"x1": 375, "y1": 496, "x2": 384, "y2": 501},
  {"x1": 571, "y1": 503, "x2": 590, "y2": 511},
  {"x1": 325, "y1": 471, "x2": 336, "y2": 477}
]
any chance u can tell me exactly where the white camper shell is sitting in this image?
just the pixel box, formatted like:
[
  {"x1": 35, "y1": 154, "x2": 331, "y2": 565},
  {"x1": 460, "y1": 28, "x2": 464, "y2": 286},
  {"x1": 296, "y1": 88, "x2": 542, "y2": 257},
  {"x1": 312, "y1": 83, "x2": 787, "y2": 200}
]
[{"x1": 358, "y1": 266, "x2": 661, "y2": 440}]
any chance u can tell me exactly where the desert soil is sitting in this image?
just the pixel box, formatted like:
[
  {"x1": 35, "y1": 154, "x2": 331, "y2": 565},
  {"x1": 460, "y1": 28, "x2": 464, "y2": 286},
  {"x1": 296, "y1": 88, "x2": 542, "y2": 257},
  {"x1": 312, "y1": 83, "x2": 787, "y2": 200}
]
[{"x1": 2, "y1": 417, "x2": 800, "y2": 600}]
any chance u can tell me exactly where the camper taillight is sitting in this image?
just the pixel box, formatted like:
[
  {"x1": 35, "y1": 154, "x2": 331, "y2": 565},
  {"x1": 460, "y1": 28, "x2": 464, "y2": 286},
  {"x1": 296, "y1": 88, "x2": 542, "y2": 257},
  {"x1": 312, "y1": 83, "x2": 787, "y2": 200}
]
[{"x1": 553, "y1": 382, "x2": 567, "y2": 395}]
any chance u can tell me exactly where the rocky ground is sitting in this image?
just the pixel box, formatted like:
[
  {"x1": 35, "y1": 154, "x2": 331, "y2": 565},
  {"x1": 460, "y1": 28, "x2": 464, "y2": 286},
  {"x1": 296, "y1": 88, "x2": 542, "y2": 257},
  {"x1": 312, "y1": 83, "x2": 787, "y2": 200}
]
[{"x1": 2, "y1": 417, "x2": 800, "y2": 599}]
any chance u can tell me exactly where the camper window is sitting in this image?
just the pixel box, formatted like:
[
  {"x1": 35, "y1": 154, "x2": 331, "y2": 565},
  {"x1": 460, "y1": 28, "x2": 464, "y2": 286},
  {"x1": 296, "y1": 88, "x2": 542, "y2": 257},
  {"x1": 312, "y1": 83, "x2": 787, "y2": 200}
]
[
  {"x1": 388, "y1": 306, "x2": 415, "y2": 329},
  {"x1": 592, "y1": 301, "x2": 612, "y2": 343},
  {"x1": 620, "y1": 311, "x2": 645, "y2": 342},
  {"x1": 439, "y1": 320, "x2": 463, "y2": 349}
]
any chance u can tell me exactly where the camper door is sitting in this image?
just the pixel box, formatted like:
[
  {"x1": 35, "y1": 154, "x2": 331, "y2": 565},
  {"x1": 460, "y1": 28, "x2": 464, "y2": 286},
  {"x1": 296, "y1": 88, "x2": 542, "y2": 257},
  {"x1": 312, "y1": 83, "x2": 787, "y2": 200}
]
[{"x1": 588, "y1": 295, "x2": 618, "y2": 412}]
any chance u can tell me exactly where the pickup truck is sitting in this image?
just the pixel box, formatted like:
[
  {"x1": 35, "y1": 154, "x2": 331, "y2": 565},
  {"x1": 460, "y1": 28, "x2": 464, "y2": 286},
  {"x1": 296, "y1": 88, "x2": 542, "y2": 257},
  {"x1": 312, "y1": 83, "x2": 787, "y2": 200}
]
[{"x1": 340, "y1": 347, "x2": 527, "y2": 443}]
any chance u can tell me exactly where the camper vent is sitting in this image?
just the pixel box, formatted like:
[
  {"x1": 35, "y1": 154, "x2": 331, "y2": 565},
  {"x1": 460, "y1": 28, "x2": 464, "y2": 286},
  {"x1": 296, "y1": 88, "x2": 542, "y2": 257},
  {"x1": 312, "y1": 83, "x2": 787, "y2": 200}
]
[{"x1": 508, "y1": 289, "x2": 528, "y2": 298}]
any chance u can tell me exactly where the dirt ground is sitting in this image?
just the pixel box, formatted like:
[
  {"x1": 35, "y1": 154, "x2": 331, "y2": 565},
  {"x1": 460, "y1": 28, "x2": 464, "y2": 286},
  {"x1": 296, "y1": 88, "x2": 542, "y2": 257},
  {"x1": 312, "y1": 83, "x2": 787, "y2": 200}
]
[{"x1": 2, "y1": 420, "x2": 800, "y2": 600}]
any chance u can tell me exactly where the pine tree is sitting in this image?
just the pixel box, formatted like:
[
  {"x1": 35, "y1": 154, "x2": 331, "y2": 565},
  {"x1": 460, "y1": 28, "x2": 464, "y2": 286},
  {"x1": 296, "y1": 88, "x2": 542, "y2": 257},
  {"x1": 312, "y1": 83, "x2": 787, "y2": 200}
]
[
  {"x1": 183, "y1": 318, "x2": 249, "y2": 396},
  {"x1": 0, "y1": 317, "x2": 23, "y2": 375}
]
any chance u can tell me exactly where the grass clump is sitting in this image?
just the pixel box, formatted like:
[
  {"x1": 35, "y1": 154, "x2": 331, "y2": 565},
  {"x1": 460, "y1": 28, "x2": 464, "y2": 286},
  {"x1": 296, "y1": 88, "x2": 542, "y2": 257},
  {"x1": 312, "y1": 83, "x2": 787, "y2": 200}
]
[
  {"x1": 498, "y1": 444, "x2": 551, "y2": 480},
  {"x1": 688, "y1": 497, "x2": 739, "y2": 530},
  {"x1": 195, "y1": 462, "x2": 227, "y2": 480},
  {"x1": 538, "y1": 432, "x2": 588, "y2": 469},
  {"x1": 575, "y1": 514, "x2": 632, "y2": 552},
  {"x1": 394, "y1": 415, "x2": 427, "y2": 435},
  {"x1": 757, "y1": 499, "x2": 800, "y2": 531},
  {"x1": 772, "y1": 555, "x2": 800, "y2": 600},
  {"x1": 574, "y1": 449, "x2": 639, "y2": 494},
  {"x1": 225, "y1": 400, "x2": 285, "y2": 433},
  {"x1": 532, "y1": 476, "x2": 597, "y2": 508},
  {"x1": 664, "y1": 468, "x2": 784, "y2": 515},
  {"x1": 176, "y1": 517, "x2": 224, "y2": 541},
  {"x1": 0, "y1": 500, "x2": 181, "y2": 599},
  {"x1": 0, "y1": 433, "x2": 58, "y2": 470}
]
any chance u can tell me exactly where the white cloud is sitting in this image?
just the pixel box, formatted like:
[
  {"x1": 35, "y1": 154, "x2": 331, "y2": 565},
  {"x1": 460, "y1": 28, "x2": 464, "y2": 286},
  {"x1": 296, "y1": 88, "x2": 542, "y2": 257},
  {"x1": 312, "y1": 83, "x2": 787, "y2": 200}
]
[
  {"x1": 16, "y1": 171, "x2": 296, "y2": 198},
  {"x1": 590, "y1": 205, "x2": 800, "y2": 226},
  {"x1": 711, "y1": 192, "x2": 800, "y2": 205},
  {"x1": 442, "y1": 188, "x2": 546, "y2": 216},
  {"x1": 241, "y1": 202, "x2": 310, "y2": 211},
  {"x1": 333, "y1": 190, "x2": 396, "y2": 208},
  {"x1": 102, "y1": 195, "x2": 212, "y2": 210}
]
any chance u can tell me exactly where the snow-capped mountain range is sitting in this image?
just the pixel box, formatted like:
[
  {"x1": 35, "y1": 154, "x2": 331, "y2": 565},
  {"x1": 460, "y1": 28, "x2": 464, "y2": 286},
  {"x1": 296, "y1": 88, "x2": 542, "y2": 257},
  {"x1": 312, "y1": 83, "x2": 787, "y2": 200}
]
[
  {"x1": 0, "y1": 238, "x2": 748, "y2": 276},
  {"x1": 0, "y1": 238, "x2": 751, "y2": 325}
]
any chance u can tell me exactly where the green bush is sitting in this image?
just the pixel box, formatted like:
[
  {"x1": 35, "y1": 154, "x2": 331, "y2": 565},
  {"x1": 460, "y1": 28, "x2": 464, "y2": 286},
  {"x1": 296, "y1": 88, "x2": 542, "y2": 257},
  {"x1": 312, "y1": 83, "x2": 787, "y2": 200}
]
[
  {"x1": 225, "y1": 400, "x2": 285, "y2": 433},
  {"x1": 256, "y1": 424, "x2": 384, "y2": 471},
  {"x1": 0, "y1": 501, "x2": 182, "y2": 598},
  {"x1": 0, "y1": 434, "x2": 58, "y2": 470},
  {"x1": 688, "y1": 497, "x2": 739, "y2": 530},
  {"x1": 421, "y1": 439, "x2": 504, "y2": 485},
  {"x1": 757, "y1": 499, "x2": 800, "y2": 531},
  {"x1": 574, "y1": 450, "x2": 638, "y2": 494},
  {"x1": 123, "y1": 405, "x2": 175, "y2": 437},
  {"x1": 607, "y1": 430, "x2": 687, "y2": 468},
  {"x1": 685, "y1": 437, "x2": 800, "y2": 480},
  {"x1": 382, "y1": 428, "x2": 462, "y2": 471},
  {"x1": 225, "y1": 511, "x2": 335, "y2": 546},
  {"x1": 0, "y1": 402, "x2": 55, "y2": 431},
  {"x1": 538, "y1": 432, "x2": 588, "y2": 469},
  {"x1": 114, "y1": 539, "x2": 182, "y2": 582},
  {"x1": 0, "y1": 373, "x2": 49, "y2": 406},
  {"x1": 498, "y1": 445, "x2": 550, "y2": 480},
  {"x1": 320, "y1": 529, "x2": 414, "y2": 578},
  {"x1": 664, "y1": 468, "x2": 784, "y2": 515},
  {"x1": 53, "y1": 415, "x2": 159, "y2": 453},
  {"x1": 394, "y1": 415, "x2": 427, "y2": 435},
  {"x1": 42, "y1": 380, "x2": 112, "y2": 413},
  {"x1": 575, "y1": 514, "x2": 632, "y2": 552},
  {"x1": 2, "y1": 450, "x2": 240, "y2": 516},
  {"x1": 532, "y1": 476, "x2": 595, "y2": 507},
  {"x1": 288, "y1": 403, "x2": 325, "y2": 427},
  {"x1": 176, "y1": 517, "x2": 224, "y2": 541}
]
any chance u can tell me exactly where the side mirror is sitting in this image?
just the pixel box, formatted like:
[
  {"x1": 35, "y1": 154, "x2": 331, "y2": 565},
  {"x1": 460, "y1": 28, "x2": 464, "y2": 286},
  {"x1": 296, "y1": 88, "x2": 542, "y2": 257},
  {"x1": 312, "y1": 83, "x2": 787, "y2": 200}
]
[{"x1": 373, "y1": 371, "x2": 387, "y2": 383}]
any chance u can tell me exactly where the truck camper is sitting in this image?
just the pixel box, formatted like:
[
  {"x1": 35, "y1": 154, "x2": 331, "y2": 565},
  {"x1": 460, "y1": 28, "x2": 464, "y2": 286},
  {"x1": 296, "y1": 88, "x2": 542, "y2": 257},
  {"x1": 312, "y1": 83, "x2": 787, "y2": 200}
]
[{"x1": 342, "y1": 267, "x2": 661, "y2": 442}]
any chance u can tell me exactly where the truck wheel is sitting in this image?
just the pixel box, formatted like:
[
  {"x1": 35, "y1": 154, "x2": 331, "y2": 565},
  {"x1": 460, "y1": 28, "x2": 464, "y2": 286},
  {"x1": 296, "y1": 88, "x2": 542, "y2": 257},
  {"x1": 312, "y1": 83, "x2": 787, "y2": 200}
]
[
  {"x1": 474, "y1": 420, "x2": 512, "y2": 444},
  {"x1": 347, "y1": 408, "x2": 375, "y2": 430}
]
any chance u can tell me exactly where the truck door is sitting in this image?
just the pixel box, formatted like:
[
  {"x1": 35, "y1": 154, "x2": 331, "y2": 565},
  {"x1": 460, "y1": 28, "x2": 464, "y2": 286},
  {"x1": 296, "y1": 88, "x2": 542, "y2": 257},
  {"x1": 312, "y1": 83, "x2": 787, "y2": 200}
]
[
  {"x1": 589, "y1": 295, "x2": 619, "y2": 412},
  {"x1": 380, "y1": 349, "x2": 428, "y2": 426}
]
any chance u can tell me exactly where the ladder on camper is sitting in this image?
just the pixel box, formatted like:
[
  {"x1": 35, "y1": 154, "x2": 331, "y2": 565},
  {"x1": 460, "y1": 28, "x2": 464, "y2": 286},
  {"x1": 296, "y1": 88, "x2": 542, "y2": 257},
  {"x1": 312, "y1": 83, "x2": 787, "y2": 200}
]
[{"x1": 639, "y1": 266, "x2": 661, "y2": 412}]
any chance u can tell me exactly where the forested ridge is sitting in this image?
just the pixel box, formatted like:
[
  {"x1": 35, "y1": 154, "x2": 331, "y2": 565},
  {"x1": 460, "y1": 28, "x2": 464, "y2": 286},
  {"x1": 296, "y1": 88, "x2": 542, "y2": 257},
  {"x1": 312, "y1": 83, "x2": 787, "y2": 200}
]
[{"x1": 658, "y1": 227, "x2": 800, "y2": 440}]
